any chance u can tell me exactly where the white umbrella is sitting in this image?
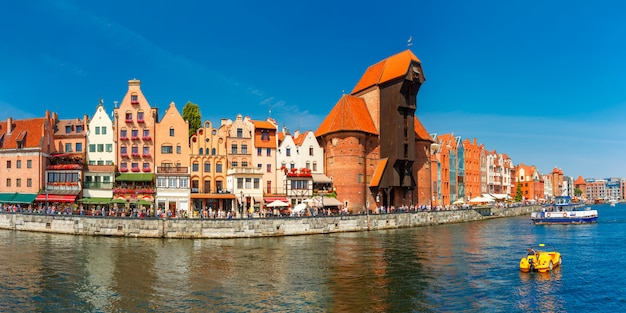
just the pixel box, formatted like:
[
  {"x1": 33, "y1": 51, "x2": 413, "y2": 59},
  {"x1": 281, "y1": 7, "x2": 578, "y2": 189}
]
[
  {"x1": 469, "y1": 196, "x2": 495, "y2": 203},
  {"x1": 452, "y1": 199, "x2": 465, "y2": 205},
  {"x1": 292, "y1": 203, "x2": 307, "y2": 213},
  {"x1": 267, "y1": 200, "x2": 289, "y2": 207}
]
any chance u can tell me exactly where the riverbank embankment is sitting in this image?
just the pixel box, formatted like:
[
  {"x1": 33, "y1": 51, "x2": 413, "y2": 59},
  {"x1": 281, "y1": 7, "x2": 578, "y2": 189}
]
[{"x1": 0, "y1": 205, "x2": 538, "y2": 239}]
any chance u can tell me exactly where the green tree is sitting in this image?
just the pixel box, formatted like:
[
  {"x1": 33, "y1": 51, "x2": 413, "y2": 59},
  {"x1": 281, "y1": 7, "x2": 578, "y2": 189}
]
[
  {"x1": 182, "y1": 101, "x2": 202, "y2": 138},
  {"x1": 515, "y1": 183, "x2": 523, "y2": 202},
  {"x1": 574, "y1": 188, "x2": 583, "y2": 197}
]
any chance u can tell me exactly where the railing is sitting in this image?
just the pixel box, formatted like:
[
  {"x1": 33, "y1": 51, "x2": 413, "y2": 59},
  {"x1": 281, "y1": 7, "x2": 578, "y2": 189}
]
[
  {"x1": 131, "y1": 136, "x2": 140, "y2": 140},
  {"x1": 142, "y1": 153, "x2": 151, "y2": 158},
  {"x1": 125, "y1": 119, "x2": 133, "y2": 123},
  {"x1": 131, "y1": 153, "x2": 140, "y2": 157},
  {"x1": 157, "y1": 166, "x2": 189, "y2": 174},
  {"x1": 227, "y1": 167, "x2": 263, "y2": 175},
  {"x1": 83, "y1": 182, "x2": 114, "y2": 189},
  {"x1": 120, "y1": 136, "x2": 129, "y2": 141},
  {"x1": 142, "y1": 136, "x2": 151, "y2": 141}
]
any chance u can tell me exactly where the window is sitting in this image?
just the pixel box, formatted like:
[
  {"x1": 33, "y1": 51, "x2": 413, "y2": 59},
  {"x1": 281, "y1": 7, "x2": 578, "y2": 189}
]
[
  {"x1": 6, "y1": 161, "x2": 10, "y2": 169},
  {"x1": 306, "y1": 162, "x2": 310, "y2": 169},
  {"x1": 76, "y1": 142, "x2": 83, "y2": 152},
  {"x1": 245, "y1": 178, "x2": 252, "y2": 189},
  {"x1": 236, "y1": 128, "x2": 243, "y2": 138},
  {"x1": 131, "y1": 146, "x2": 139, "y2": 155},
  {"x1": 231, "y1": 161, "x2": 238, "y2": 167},
  {"x1": 137, "y1": 111, "x2": 144, "y2": 121},
  {"x1": 199, "y1": 148, "x2": 203, "y2": 155},
  {"x1": 16, "y1": 160, "x2": 21, "y2": 169},
  {"x1": 192, "y1": 162, "x2": 199, "y2": 172},
  {"x1": 121, "y1": 146, "x2": 128, "y2": 154},
  {"x1": 143, "y1": 162, "x2": 149, "y2": 169},
  {"x1": 101, "y1": 126, "x2": 106, "y2": 135},
  {"x1": 216, "y1": 163, "x2": 222, "y2": 173},
  {"x1": 286, "y1": 148, "x2": 291, "y2": 157},
  {"x1": 121, "y1": 162, "x2": 127, "y2": 170},
  {"x1": 242, "y1": 161, "x2": 248, "y2": 167},
  {"x1": 157, "y1": 177, "x2": 167, "y2": 188},
  {"x1": 204, "y1": 162, "x2": 210, "y2": 172},
  {"x1": 27, "y1": 178, "x2": 32, "y2": 187},
  {"x1": 309, "y1": 147, "x2": 314, "y2": 156},
  {"x1": 121, "y1": 129, "x2": 128, "y2": 138},
  {"x1": 65, "y1": 143, "x2": 72, "y2": 152},
  {"x1": 89, "y1": 144, "x2": 96, "y2": 152},
  {"x1": 212, "y1": 148, "x2": 216, "y2": 155},
  {"x1": 312, "y1": 162, "x2": 317, "y2": 172},
  {"x1": 254, "y1": 178, "x2": 260, "y2": 189},
  {"x1": 76, "y1": 125, "x2": 83, "y2": 133},
  {"x1": 143, "y1": 129, "x2": 150, "y2": 137},
  {"x1": 6, "y1": 178, "x2": 10, "y2": 187},
  {"x1": 168, "y1": 177, "x2": 177, "y2": 188},
  {"x1": 131, "y1": 129, "x2": 139, "y2": 138},
  {"x1": 65, "y1": 125, "x2": 71, "y2": 134},
  {"x1": 261, "y1": 130, "x2": 269, "y2": 140},
  {"x1": 16, "y1": 178, "x2": 21, "y2": 187},
  {"x1": 241, "y1": 144, "x2": 248, "y2": 154},
  {"x1": 231, "y1": 144, "x2": 238, "y2": 154},
  {"x1": 161, "y1": 145, "x2": 173, "y2": 154},
  {"x1": 27, "y1": 160, "x2": 32, "y2": 168},
  {"x1": 143, "y1": 146, "x2": 149, "y2": 155},
  {"x1": 170, "y1": 127, "x2": 175, "y2": 136},
  {"x1": 95, "y1": 126, "x2": 100, "y2": 135},
  {"x1": 97, "y1": 160, "x2": 104, "y2": 165},
  {"x1": 131, "y1": 162, "x2": 139, "y2": 169},
  {"x1": 125, "y1": 112, "x2": 132, "y2": 121},
  {"x1": 257, "y1": 148, "x2": 262, "y2": 156},
  {"x1": 131, "y1": 94, "x2": 139, "y2": 104},
  {"x1": 177, "y1": 145, "x2": 181, "y2": 154},
  {"x1": 106, "y1": 144, "x2": 113, "y2": 152},
  {"x1": 237, "y1": 178, "x2": 244, "y2": 189},
  {"x1": 97, "y1": 144, "x2": 104, "y2": 152},
  {"x1": 266, "y1": 148, "x2": 271, "y2": 157},
  {"x1": 180, "y1": 177, "x2": 188, "y2": 188},
  {"x1": 266, "y1": 164, "x2": 271, "y2": 173}
]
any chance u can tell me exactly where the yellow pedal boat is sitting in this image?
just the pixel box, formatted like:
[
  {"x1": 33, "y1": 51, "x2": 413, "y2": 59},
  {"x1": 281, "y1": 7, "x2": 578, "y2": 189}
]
[{"x1": 520, "y1": 245, "x2": 562, "y2": 273}]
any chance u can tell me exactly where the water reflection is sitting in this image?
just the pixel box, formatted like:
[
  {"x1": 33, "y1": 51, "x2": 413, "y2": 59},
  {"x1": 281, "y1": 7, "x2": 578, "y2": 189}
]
[{"x1": 0, "y1": 208, "x2": 622, "y2": 312}]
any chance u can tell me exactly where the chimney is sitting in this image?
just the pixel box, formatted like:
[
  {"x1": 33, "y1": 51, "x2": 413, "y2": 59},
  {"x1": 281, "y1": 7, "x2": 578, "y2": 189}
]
[{"x1": 6, "y1": 117, "x2": 12, "y2": 135}]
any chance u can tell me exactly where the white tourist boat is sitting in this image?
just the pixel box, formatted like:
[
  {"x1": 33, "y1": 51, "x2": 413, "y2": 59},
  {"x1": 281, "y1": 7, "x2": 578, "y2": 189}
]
[{"x1": 531, "y1": 196, "x2": 598, "y2": 225}]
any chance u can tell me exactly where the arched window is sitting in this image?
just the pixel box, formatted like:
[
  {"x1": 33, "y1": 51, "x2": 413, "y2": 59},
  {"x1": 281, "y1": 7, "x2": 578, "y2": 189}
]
[
  {"x1": 212, "y1": 148, "x2": 216, "y2": 155},
  {"x1": 199, "y1": 148, "x2": 203, "y2": 155}
]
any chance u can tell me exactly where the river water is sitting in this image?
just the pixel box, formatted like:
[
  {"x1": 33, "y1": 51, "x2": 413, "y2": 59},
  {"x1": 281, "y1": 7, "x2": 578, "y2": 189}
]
[{"x1": 0, "y1": 204, "x2": 623, "y2": 312}]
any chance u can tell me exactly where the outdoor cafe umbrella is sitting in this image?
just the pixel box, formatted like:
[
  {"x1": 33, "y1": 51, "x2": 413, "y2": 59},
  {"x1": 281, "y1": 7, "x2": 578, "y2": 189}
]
[{"x1": 266, "y1": 200, "x2": 289, "y2": 207}]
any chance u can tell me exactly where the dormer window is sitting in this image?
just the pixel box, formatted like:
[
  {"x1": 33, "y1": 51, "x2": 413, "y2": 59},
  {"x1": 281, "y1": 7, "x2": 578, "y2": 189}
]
[
  {"x1": 131, "y1": 94, "x2": 139, "y2": 105},
  {"x1": 65, "y1": 125, "x2": 71, "y2": 134}
]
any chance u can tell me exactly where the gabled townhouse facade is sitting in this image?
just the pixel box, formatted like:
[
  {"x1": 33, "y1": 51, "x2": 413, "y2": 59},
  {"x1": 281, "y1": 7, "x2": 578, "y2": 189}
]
[
  {"x1": 515, "y1": 163, "x2": 544, "y2": 203},
  {"x1": 42, "y1": 114, "x2": 89, "y2": 203},
  {"x1": 189, "y1": 120, "x2": 233, "y2": 214},
  {"x1": 112, "y1": 79, "x2": 157, "y2": 213},
  {"x1": 224, "y1": 114, "x2": 263, "y2": 217},
  {"x1": 82, "y1": 101, "x2": 116, "y2": 205},
  {"x1": 155, "y1": 102, "x2": 190, "y2": 217},
  {"x1": 462, "y1": 138, "x2": 483, "y2": 203},
  {"x1": 0, "y1": 112, "x2": 56, "y2": 204}
]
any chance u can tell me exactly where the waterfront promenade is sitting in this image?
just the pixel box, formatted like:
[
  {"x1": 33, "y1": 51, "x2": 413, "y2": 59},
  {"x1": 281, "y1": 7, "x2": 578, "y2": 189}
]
[{"x1": 0, "y1": 205, "x2": 537, "y2": 239}]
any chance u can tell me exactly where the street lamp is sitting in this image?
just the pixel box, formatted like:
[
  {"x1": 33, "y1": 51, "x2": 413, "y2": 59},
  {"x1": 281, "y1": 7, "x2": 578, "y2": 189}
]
[{"x1": 240, "y1": 190, "x2": 244, "y2": 219}]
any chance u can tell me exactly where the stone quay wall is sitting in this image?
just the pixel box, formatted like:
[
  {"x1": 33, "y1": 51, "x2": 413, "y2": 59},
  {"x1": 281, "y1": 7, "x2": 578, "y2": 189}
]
[{"x1": 0, "y1": 205, "x2": 537, "y2": 239}]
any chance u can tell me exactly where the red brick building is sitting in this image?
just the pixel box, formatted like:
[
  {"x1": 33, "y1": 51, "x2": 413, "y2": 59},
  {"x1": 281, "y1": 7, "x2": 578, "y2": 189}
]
[{"x1": 315, "y1": 50, "x2": 432, "y2": 212}]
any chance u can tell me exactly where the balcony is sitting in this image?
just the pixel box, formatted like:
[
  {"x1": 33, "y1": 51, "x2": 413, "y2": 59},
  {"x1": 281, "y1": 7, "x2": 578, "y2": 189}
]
[
  {"x1": 113, "y1": 187, "x2": 155, "y2": 195},
  {"x1": 47, "y1": 164, "x2": 82, "y2": 170},
  {"x1": 142, "y1": 136, "x2": 152, "y2": 141},
  {"x1": 227, "y1": 167, "x2": 263, "y2": 175},
  {"x1": 83, "y1": 182, "x2": 114, "y2": 190},
  {"x1": 131, "y1": 167, "x2": 140, "y2": 172},
  {"x1": 142, "y1": 167, "x2": 151, "y2": 172},
  {"x1": 120, "y1": 136, "x2": 129, "y2": 141},
  {"x1": 157, "y1": 166, "x2": 189, "y2": 174}
]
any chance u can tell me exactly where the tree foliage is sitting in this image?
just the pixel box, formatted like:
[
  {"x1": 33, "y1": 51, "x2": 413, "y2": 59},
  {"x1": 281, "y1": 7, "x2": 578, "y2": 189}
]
[
  {"x1": 515, "y1": 183, "x2": 523, "y2": 202},
  {"x1": 182, "y1": 101, "x2": 202, "y2": 138},
  {"x1": 574, "y1": 188, "x2": 583, "y2": 197}
]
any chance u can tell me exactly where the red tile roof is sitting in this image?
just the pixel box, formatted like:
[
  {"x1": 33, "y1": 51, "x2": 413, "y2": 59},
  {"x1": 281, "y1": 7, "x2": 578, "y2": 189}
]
[
  {"x1": 413, "y1": 116, "x2": 432, "y2": 142},
  {"x1": 315, "y1": 95, "x2": 378, "y2": 137},
  {"x1": 252, "y1": 120, "x2": 277, "y2": 129},
  {"x1": 0, "y1": 118, "x2": 48, "y2": 149},
  {"x1": 574, "y1": 175, "x2": 586, "y2": 185},
  {"x1": 351, "y1": 50, "x2": 422, "y2": 94}
]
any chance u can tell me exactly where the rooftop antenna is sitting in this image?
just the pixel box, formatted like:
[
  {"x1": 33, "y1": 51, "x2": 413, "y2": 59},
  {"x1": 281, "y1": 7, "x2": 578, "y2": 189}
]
[{"x1": 407, "y1": 36, "x2": 413, "y2": 48}]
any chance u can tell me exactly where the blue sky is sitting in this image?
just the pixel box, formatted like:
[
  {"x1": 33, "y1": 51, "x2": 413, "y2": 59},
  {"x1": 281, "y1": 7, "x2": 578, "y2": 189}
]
[{"x1": 1, "y1": 1, "x2": 625, "y2": 179}]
